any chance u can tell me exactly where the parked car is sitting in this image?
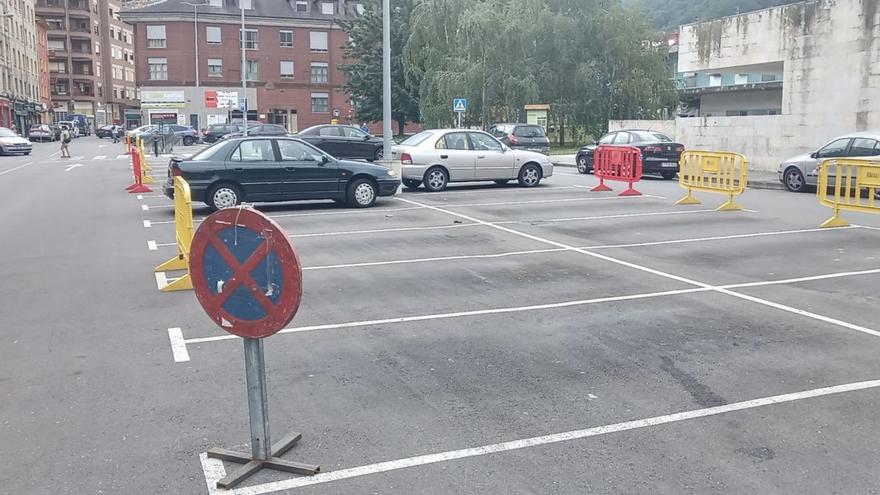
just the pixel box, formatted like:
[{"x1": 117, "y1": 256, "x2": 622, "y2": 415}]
[
  {"x1": 144, "y1": 124, "x2": 200, "y2": 146},
  {"x1": 488, "y1": 123, "x2": 551, "y2": 154},
  {"x1": 0, "y1": 127, "x2": 33, "y2": 155},
  {"x1": 203, "y1": 122, "x2": 259, "y2": 143},
  {"x1": 575, "y1": 129, "x2": 684, "y2": 179},
  {"x1": 296, "y1": 124, "x2": 385, "y2": 161},
  {"x1": 95, "y1": 125, "x2": 123, "y2": 139},
  {"x1": 392, "y1": 129, "x2": 553, "y2": 192},
  {"x1": 778, "y1": 132, "x2": 880, "y2": 192},
  {"x1": 28, "y1": 124, "x2": 55, "y2": 142},
  {"x1": 219, "y1": 124, "x2": 289, "y2": 141},
  {"x1": 164, "y1": 136, "x2": 399, "y2": 210},
  {"x1": 49, "y1": 124, "x2": 62, "y2": 141},
  {"x1": 126, "y1": 124, "x2": 158, "y2": 142}
]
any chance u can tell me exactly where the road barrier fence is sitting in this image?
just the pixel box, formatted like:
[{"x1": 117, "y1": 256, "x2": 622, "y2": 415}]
[
  {"x1": 817, "y1": 158, "x2": 880, "y2": 228},
  {"x1": 155, "y1": 176, "x2": 195, "y2": 292},
  {"x1": 590, "y1": 145, "x2": 643, "y2": 196},
  {"x1": 676, "y1": 151, "x2": 748, "y2": 211}
]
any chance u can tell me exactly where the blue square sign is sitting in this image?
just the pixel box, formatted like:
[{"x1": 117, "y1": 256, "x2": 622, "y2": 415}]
[{"x1": 453, "y1": 98, "x2": 467, "y2": 113}]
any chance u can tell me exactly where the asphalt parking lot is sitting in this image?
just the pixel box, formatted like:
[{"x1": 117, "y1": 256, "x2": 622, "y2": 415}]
[{"x1": 3, "y1": 143, "x2": 880, "y2": 494}]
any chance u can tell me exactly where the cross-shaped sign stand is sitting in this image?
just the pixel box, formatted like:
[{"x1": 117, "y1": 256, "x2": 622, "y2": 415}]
[{"x1": 189, "y1": 207, "x2": 319, "y2": 490}]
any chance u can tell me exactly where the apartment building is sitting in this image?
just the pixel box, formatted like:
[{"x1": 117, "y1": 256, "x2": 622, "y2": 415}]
[
  {"x1": 121, "y1": 0, "x2": 359, "y2": 131},
  {"x1": 36, "y1": 0, "x2": 139, "y2": 127},
  {"x1": 0, "y1": 0, "x2": 43, "y2": 131}
]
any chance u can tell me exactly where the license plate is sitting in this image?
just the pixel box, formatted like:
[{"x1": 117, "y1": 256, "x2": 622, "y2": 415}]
[{"x1": 662, "y1": 162, "x2": 678, "y2": 168}]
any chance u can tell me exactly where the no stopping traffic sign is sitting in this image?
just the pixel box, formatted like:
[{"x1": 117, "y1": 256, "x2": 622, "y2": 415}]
[{"x1": 189, "y1": 207, "x2": 302, "y2": 339}]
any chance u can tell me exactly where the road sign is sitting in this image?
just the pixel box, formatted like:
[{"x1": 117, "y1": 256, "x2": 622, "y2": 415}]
[
  {"x1": 189, "y1": 207, "x2": 303, "y2": 339},
  {"x1": 453, "y1": 98, "x2": 467, "y2": 113},
  {"x1": 239, "y1": 96, "x2": 247, "y2": 112}
]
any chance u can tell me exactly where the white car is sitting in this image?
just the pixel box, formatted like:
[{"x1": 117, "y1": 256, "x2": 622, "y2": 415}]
[
  {"x1": 0, "y1": 127, "x2": 33, "y2": 155},
  {"x1": 393, "y1": 129, "x2": 553, "y2": 191}
]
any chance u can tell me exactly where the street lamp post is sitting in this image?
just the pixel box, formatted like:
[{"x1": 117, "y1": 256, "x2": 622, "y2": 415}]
[
  {"x1": 382, "y1": 0, "x2": 391, "y2": 169},
  {"x1": 183, "y1": 2, "x2": 208, "y2": 132}
]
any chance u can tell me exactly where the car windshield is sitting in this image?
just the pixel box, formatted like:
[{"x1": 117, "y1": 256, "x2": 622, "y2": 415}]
[
  {"x1": 401, "y1": 131, "x2": 434, "y2": 146},
  {"x1": 630, "y1": 131, "x2": 672, "y2": 142},
  {"x1": 0, "y1": 128, "x2": 17, "y2": 137},
  {"x1": 514, "y1": 125, "x2": 546, "y2": 138}
]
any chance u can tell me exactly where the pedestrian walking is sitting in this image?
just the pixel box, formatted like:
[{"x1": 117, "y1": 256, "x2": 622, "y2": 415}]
[
  {"x1": 111, "y1": 125, "x2": 120, "y2": 143},
  {"x1": 60, "y1": 127, "x2": 71, "y2": 158},
  {"x1": 359, "y1": 122, "x2": 369, "y2": 134}
]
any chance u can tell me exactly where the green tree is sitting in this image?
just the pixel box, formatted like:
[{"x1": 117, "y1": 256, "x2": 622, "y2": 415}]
[{"x1": 339, "y1": 0, "x2": 421, "y2": 134}]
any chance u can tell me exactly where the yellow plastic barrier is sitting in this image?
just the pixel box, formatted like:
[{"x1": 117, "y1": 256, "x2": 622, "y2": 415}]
[
  {"x1": 817, "y1": 158, "x2": 880, "y2": 228},
  {"x1": 155, "y1": 176, "x2": 194, "y2": 291},
  {"x1": 137, "y1": 140, "x2": 154, "y2": 184},
  {"x1": 676, "y1": 151, "x2": 748, "y2": 211}
]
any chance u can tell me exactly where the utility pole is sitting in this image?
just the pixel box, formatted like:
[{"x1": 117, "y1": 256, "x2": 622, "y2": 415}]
[
  {"x1": 183, "y1": 2, "x2": 207, "y2": 130},
  {"x1": 381, "y1": 0, "x2": 391, "y2": 167},
  {"x1": 240, "y1": 4, "x2": 248, "y2": 136}
]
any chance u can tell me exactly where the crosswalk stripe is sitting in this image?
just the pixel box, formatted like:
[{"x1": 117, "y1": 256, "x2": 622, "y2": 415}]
[
  {"x1": 116, "y1": 154, "x2": 129, "y2": 159},
  {"x1": 94, "y1": 155, "x2": 106, "y2": 160}
]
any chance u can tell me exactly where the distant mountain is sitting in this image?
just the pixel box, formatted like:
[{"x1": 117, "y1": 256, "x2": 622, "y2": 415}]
[{"x1": 628, "y1": 0, "x2": 800, "y2": 30}]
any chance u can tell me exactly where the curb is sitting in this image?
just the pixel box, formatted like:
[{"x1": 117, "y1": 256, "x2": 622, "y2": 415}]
[{"x1": 551, "y1": 162, "x2": 786, "y2": 191}]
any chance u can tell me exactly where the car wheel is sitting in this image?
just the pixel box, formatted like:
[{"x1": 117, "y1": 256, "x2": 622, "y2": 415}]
[
  {"x1": 518, "y1": 163, "x2": 542, "y2": 187},
  {"x1": 494, "y1": 179, "x2": 510, "y2": 185},
  {"x1": 347, "y1": 178, "x2": 377, "y2": 208},
  {"x1": 402, "y1": 179, "x2": 422, "y2": 190},
  {"x1": 207, "y1": 183, "x2": 242, "y2": 210},
  {"x1": 424, "y1": 167, "x2": 449, "y2": 192},
  {"x1": 660, "y1": 171, "x2": 677, "y2": 180},
  {"x1": 373, "y1": 148, "x2": 383, "y2": 162},
  {"x1": 783, "y1": 167, "x2": 806, "y2": 192},
  {"x1": 183, "y1": 136, "x2": 195, "y2": 146},
  {"x1": 576, "y1": 155, "x2": 589, "y2": 174}
]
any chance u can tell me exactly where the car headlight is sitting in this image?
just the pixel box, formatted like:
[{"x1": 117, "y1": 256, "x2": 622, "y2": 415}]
[{"x1": 387, "y1": 169, "x2": 397, "y2": 177}]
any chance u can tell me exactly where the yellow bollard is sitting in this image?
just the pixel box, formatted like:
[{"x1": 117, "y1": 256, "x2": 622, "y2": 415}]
[
  {"x1": 676, "y1": 151, "x2": 748, "y2": 211},
  {"x1": 155, "y1": 176, "x2": 194, "y2": 291}
]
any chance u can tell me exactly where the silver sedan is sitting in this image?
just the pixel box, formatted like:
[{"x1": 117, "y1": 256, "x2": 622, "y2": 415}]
[
  {"x1": 778, "y1": 132, "x2": 880, "y2": 192},
  {"x1": 393, "y1": 129, "x2": 553, "y2": 192}
]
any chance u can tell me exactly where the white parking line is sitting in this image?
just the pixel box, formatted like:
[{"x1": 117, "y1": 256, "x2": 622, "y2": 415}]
[
  {"x1": 179, "y1": 265, "x2": 880, "y2": 348},
  {"x1": 304, "y1": 247, "x2": 569, "y2": 271},
  {"x1": 200, "y1": 378, "x2": 880, "y2": 493},
  {"x1": 116, "y1": 154, "x2": 129, "y2": 159},
  {"x1": 588, "y1": 226, "x2": 856, "y2": 250},
  {"x1": 141, "y1": 204, "x2": 149, "y2": 211},
  {"x1": 94, "y1": 155, "x2": 106, "y2": 160},
  {"x1": 398, "y1": 197, "x2": 878, "y2": 341},
  {"x1": 289, "y1": 223, "x2": 482, "y2": 239},
  {"x1": 0, "y1": 161, "x2": 33, "y2": 176},
  {"x1": 147, "y1": 240, "x2": 158, "y2": 251},
  {"x1": 143, "y1": 220, "x2": 152, "y2": 228},
  {"x1": 167, "y1": 328, "x2": 191, "y2": 363},
  {"x1": 490, "y1": 208, "x2": 721, "y2": 225}
]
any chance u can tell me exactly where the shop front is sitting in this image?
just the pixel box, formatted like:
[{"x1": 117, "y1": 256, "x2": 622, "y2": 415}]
[{"x1": 140, "y1": 90, "x2": 186, "y2": 125}]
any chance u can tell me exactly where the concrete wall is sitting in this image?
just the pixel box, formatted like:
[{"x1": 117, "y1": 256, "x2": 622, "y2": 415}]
[
  {"x1": 662, "y1": 0, "x2": 880, "y2": 170},
  {"x1": 609, "y1": 117, "x2": 809, "y2": 172},
  {"x1": 700, "y1": 89, "x2": 783, "y2": 115}
]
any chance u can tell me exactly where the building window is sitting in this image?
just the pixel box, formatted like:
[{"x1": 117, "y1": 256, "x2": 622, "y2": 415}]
[
  {"x1": 246, "y1": 59, "x2": 259, "y2": 80},
  {"x1": 240, "y1": 28, "x2": 258, "y2": 49},
  {"x1": 146, "y1": 25, "x2": 166, "y2": 48},
  {"x1": 206, "y1": 26, "x2": 221, "y2": 44},
  {"x1": 208, "y1": 0, "x2": 222, "y2": 6},
  {"x1": 49, "y1": 61, "x2": 66, "y2": 73},
  {"x1": 48, "y1": 39, "x2": 64, "y2": 50},
  {"x1": 309, "y1": 31, "x2": 328, "y2": 52},
  {"x1": 321, "y1": 2, "x2": 334, "y2": 14},
  {"x1": 311, "y1": 93, "x2": 329, "y2": 113},
  {"x1": 280, "y1": 30, "x2": 293, "y2": 47},
  {"x1": 310, "y1": 62, "x2": 328, "y2": 83},
  {"x1": 295, "y1": 1, "x2": 308, "y2": 12},
  {"x1": 148, "y1": 57, "x2": 167, "y2": 80},
  {"x1": 280, "y1": 60, "x2": 294, "y2": 79},
  {"x1": 207, "y1": 58, "x2": 222, "y2": 77}
]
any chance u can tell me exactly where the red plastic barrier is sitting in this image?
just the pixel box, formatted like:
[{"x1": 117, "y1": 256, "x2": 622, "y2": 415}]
[
  {"x1": 590, "y1": 145, "x2": 642, "y2": 196},
  {"x1": 126, "y1": 149, "x2": 153, "y2": 193}
]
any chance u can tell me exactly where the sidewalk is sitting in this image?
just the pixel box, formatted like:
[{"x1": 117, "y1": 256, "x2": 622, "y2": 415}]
[{"x1": 551, "y1": 154, "x2": 784, "y2": 191}]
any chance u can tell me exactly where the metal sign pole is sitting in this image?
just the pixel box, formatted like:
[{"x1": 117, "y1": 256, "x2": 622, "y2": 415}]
[{"x1": 244, "y1": 337, "x2": 271, "y2": 461}]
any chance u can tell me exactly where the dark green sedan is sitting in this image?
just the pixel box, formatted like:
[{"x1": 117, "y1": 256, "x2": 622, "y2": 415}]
[{"x1": 163, "y1": 136, "x2": 399, "y2": 210}]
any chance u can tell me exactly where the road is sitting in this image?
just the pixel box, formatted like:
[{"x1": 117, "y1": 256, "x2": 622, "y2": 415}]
[{"x1": 3, "y1": 138, "x2": 880, "y2": 494}]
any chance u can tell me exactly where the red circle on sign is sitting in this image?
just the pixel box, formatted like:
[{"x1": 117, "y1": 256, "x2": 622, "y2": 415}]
[{"x1": 189, "y1": 207, "x2": 302, "y2": 339}]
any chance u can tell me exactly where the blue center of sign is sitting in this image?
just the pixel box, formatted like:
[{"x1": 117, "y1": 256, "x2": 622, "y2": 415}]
[{"x1": 204, "y1": 226, "x2": 283, "y2": 321}]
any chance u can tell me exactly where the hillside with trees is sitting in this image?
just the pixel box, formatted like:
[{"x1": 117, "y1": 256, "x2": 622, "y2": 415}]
[{"x1": 631, "y1": 0, "x2": 799, "y2": 30}]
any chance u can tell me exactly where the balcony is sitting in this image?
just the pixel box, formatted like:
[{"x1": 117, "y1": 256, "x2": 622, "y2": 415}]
[{"x1": 70, "y1": 50, "x2": 94, "y2": 60}]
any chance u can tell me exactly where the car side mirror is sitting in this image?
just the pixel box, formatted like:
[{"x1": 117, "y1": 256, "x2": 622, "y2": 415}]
[
  {"x1": 501, "y1": 144, "x2": 510, "y2": 152},
  {"x1": 363, "y1": 135, "x2": 371, "y2": 141},
  {"x1": 809, "y1": 151, "x2": 819, "y2": 159},
  {"x1": 320, "y1": 155, "x2": 330, "y2": 165}
]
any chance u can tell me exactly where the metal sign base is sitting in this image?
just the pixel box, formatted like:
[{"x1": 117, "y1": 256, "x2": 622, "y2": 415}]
[
  {"x1": 206, "y1": 338, "x2": 319, "y2": 490},
  {"x1": 206, "y1": 432, "x2": 319, "y2": 489}
]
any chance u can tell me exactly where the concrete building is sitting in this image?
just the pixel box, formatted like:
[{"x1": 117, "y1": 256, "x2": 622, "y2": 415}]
[
  {"x1": 120, "y1": 0, "x2": 358, "y2": 131},
  {"x1": 36, "y1": 16, "x2": 52, "y2": 122},
  {"x1": 615, "y1": 0, "x2": 880, "y2": 171},
  {"x1": 0, "y1": 0, "x2": 44, "y2": 132},
  {"x1": 36, "y1": 0, "x2": 139, "y2": 128}
]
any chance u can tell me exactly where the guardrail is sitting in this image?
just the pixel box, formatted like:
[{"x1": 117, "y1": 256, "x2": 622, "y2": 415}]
[
  {"x1": 817, "y1": 158, "x2": 880, "y2": 228},
  {"x1": 676, "y1": 151, "x2": 748, "y2": 211},
  {"x1": 590, "y1": 145, "x2": 643, "y2": 196},
  {"x1": 155, "y1": 176, "x2": 194, "y2": 292}
]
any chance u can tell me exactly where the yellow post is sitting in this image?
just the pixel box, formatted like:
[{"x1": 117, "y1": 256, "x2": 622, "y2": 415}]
[{"x1": 155, "y1": 177, "x2": 194, "y2": 292}]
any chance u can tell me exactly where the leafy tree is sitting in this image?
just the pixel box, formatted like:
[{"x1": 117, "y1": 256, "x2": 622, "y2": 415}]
[{"x1": 339, "y1": 0, "x2": 420, "y2": 134}]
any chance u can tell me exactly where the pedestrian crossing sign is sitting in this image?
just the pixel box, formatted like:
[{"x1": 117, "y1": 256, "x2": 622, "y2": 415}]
[{"x1": 453, "y1": 98, "x2": 467, "y2": 113}]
